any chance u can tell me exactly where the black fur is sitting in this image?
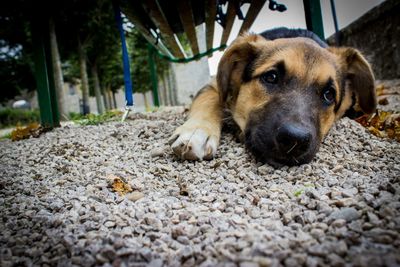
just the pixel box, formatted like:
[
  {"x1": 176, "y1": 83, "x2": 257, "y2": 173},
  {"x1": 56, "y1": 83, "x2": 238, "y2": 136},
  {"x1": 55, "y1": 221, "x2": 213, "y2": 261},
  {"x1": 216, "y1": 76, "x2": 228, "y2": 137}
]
[{"x1": 259, "y1": 27, "x2": 328, "y2": 48}]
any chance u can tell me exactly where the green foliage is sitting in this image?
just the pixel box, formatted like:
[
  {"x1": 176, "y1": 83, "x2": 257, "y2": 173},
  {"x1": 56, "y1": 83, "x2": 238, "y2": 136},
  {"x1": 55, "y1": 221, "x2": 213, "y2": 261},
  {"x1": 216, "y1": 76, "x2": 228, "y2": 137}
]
[
  {"x1": 293, "y1": 183, "x2": 315, "y2": 197},
  {"x1": 0, "y1": 108, "x2": 40, "y2": 129},
  {"x1": 72, "y1": 110, "x2": 122, "y2": 126},
  {"x1": 127, "y1": 28, "x2": 170, "y2": 94},
  {"x1": 1, "y1": 0, "x2": 172, "y2": 107},
  {"x1": 127, "y1": 29, "x2": 152, "y2": 94},
  {"x1": 0, "y1": 132, "x2": 12, "y2": 140}
]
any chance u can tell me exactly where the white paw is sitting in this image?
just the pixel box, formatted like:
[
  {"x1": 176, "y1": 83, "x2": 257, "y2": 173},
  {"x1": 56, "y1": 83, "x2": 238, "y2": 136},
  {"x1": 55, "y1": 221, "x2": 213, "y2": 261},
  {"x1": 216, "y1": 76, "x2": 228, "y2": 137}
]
[{"x1": 168, "y1": 126, "x2": 219, "y2": 160}]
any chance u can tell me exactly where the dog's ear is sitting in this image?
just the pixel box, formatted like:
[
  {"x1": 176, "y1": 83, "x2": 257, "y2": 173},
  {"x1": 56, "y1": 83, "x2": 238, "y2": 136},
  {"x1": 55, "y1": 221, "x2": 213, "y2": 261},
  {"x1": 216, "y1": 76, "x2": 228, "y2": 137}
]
[
  {"x1": 217, "y1": 34, "x2": 268, "y2": 103},
  {"x1": 328, "y1": 47, "x2": 376, "y2": 114}
]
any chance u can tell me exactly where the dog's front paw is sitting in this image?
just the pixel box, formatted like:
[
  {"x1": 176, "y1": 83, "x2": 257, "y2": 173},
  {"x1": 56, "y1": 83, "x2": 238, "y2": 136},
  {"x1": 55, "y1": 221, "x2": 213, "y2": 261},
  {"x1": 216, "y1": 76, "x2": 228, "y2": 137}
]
[{"x1": 168, "y1": 125, "x2": 219, "y2": 160}]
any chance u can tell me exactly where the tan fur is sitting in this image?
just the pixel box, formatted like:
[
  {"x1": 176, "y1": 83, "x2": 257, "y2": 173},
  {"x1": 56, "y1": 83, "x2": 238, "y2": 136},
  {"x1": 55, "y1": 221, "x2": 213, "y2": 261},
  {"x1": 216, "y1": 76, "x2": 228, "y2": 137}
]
[
  {"x1": 170, "y1": 33, "x2": 376, "y2": 163},
  {"x1": 232, "y1": 80, "x2": 271, "y2": 131}
]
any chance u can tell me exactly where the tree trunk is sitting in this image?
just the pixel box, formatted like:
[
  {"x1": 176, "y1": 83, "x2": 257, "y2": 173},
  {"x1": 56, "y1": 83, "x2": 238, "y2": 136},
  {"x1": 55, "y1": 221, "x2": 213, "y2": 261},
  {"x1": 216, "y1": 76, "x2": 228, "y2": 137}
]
[
  {"x1": 142, "y1": 92, "x2": 150, "y2": 111},
  {"x1": 102, "y1": 85, "x2": 109, "y2": 110},
  {"x1": 112, "y1": 91, "x2": 117, "y2": 109},
  {"x1": 78, "y1": 37, "x2": 90, "y2": 114},
  {"x1": 107, "y1": 88, "x2": 114, "y2": 109},
  {"x1": 91, "y1": 63, "x2": 104, "y2": 114},
  {"x1": 49, "y1": 17, "x2": 68, "y2": 119}
]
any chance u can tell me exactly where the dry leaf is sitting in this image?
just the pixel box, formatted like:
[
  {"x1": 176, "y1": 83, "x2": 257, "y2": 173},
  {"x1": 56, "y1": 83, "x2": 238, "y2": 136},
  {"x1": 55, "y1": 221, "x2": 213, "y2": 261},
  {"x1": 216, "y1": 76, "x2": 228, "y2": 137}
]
[
  {"x1": 355, "y1": 110, "x2": 400, "y2": 142},
  {"x1": 11, "y1": 123, "x2": 44, "y2": 141},
  {"x1": 108, "y1": 174, "x2": 132, "y2": 196}
]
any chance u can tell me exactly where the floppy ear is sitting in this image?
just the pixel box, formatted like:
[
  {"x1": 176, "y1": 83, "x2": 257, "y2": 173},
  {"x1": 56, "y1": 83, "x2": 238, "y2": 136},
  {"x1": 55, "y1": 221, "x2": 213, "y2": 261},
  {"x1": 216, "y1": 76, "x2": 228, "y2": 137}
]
[
  {"x1": 217, "y1": 34, "x2": 268, "y2": 103},
  {"x1": 328, "y1": 47, "x2": 376, "y2": 114}
]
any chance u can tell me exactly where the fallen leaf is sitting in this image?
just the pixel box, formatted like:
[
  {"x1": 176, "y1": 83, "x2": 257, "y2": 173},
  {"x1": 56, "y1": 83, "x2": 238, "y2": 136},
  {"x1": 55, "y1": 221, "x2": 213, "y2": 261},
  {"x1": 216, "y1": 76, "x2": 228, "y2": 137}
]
[
  {"x1": 11, "y1": 123, "x2": 44, "y2": 141},
  {"x1": 108, "y1": 174, "x2": 132, "y2": 196},
  {"x1": 354, "y1": 110, "x2": 400, "y2": 142}
]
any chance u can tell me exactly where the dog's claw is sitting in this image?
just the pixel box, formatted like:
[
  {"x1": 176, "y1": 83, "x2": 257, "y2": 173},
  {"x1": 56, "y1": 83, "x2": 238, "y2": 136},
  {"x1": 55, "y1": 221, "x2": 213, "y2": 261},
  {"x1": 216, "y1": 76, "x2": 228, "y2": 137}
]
[{"x1": 169, "y1": 127, "x2": 218, "y2": 161}]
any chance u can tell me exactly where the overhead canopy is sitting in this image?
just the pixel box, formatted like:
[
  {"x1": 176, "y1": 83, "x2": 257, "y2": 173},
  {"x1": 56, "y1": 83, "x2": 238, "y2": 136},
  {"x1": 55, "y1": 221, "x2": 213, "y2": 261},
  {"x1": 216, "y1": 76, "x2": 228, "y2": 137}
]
[{"x1": 118, "y1": 0, "x2": 288, "y2": 60}]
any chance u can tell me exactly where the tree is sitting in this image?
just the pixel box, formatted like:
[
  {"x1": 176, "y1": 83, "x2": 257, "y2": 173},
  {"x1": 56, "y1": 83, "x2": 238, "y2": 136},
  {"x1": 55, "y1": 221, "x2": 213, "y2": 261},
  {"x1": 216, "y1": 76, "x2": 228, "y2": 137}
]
[
  {"x1": 49, "y1": 17, "x2": 68, "y2": 119},
  {"x1": 85, "y1": 0, "x2": 122, "y2": 113},
  {"x1": 127, "y1": 28, "x2": 170, "y2": 109}
]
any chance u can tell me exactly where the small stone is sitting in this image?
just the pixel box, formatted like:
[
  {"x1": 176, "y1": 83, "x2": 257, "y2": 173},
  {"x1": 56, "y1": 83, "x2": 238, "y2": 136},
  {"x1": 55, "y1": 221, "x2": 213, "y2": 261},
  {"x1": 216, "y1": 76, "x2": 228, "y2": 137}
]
[
  {"x1": 282, "y1": 212, "x2": 292, "y2": 225},
  {"x1": 327, "y1": 253, "x2": 345, "y2": 267},
  {"x1": 334, "y1": 240, "x2": 348, "y2": 256},
  {"x1": 367, "y1": 212, "x2": 380, "y2": 225},
  {"x1": 308, "y1": 244, "x2": 328, "y2": 257},
  {"x1": 258, "y1": 165, "x2": 273, "y2": 175},
  {"x1": 331, "y1": 219, "x2": 347, "y2": 228},
  {"x1": 341, "y1": 188, "x2": 358, "y2": 197},
  {"x1": 180, "y1": 246, "x2": 193, "y2": 259},
  {"x1": 284, "y1": 257, "x2": 299, "y2": 267},
  {"x1": 150, "y1": 147, "x2": 165, "y2": 158},
  {"x1": 329, "y1": 208, "x2": 360, "y2": 222},
  {"x1": 304, "y1": 211, "x2": 317, "y2": 223},
  {"x1": 177, "y1": 235, "x2": 190, "y2": 245},
  {"x1": 100, "y1": 245, "x2": 116, "y2": 261},
  {"x1": 239, "y1": 262, "x2": 259, "y2": 267},
  {"x1": 310, "y1": 228, "x2": 325, "y2": 239},
  {"x1": 171, "y1": 225, "x2": 185, "y2": 239},
  {"x1": 148, "y1": 258, "x2": 163, "y2": 267},
  {"x1": 333, "y1": 198, "x2": 355, "y2": 207},
  {"x1": 139, "y1": 247, "x2": 152, "y2": 262},
  {"x1": 127, "y1": 191, "x2": 144, "y2": 202},
  {"x1": 104, "y1": 221, "x2": 115, "y2": 228},
  {"x1": 231, "y1": 214, "x2": 246, "y2": 225}
]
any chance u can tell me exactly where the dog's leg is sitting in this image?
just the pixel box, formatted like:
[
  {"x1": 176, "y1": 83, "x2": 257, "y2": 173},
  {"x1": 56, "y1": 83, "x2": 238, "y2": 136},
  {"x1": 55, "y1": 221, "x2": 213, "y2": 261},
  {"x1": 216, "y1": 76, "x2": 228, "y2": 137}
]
[{"x1": 169, "y1": 84, "x2": 222, "y2": 160}]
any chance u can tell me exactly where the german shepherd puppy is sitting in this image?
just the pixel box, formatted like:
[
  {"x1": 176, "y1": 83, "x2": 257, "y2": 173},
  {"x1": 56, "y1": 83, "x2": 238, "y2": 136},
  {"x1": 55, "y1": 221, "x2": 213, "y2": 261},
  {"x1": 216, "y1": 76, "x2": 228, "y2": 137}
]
[{"x1": 169, "y1": 28, "x2": 376, "y2": 167}]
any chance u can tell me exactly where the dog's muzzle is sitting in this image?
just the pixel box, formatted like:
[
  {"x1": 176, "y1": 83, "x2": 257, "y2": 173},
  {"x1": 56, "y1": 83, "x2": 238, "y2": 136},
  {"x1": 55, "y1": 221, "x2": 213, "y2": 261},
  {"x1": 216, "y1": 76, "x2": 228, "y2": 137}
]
[{"x1": 245, "y1": 121, "x2": 318, "y2": 167}]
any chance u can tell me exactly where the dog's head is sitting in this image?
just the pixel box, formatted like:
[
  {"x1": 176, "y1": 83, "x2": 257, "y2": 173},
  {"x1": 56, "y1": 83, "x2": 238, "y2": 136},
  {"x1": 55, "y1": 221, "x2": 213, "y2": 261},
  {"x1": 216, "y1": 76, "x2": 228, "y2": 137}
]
[{"x1": 217, "y1": 31, "x2": 376, "y2": 166}]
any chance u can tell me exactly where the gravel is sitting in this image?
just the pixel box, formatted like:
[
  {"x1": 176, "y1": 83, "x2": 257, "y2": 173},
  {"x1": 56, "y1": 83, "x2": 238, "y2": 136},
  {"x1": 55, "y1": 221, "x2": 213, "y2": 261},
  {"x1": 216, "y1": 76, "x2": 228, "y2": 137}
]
[{"x1": 0, "y1": 107, "x2": 399, "y2": 267}]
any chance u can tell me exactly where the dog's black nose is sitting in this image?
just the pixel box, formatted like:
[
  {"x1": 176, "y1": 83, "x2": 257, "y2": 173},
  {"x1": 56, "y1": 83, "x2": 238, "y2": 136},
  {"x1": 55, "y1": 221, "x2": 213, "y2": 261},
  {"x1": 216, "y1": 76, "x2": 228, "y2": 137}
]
[{"x1": 276, "y1": 125, "x2": 311, "y2": 155}]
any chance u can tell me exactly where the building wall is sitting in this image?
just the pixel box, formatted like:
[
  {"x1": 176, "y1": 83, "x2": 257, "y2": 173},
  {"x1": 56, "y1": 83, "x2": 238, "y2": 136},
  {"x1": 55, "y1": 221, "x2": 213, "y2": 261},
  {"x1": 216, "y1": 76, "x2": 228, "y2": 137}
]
[
  {"x1": 170, "y1": 24, "x2": 211, "y2": 105},
  {"x1": 327, "y1": 0, "x2": 400, "y2": 80},
  {"x1": 30, "y1": 82, "x2": 155, "y2": 115}
]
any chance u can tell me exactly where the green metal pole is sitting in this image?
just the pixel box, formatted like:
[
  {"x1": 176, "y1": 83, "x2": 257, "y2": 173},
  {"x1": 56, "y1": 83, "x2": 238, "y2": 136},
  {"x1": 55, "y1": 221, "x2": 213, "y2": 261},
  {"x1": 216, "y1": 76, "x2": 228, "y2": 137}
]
[
  {"x1": 31, "y1": 16, "x2": 60, "y2": 128},
  {"x1": 44, "y1": 28, "x2": 60, "y2": 126},
  {"x1": 148, "y1": 45, "x2": 160, "y2": 107},
  {"x1": 303, "y1": 0, "x2": 325, "y2": 40}
]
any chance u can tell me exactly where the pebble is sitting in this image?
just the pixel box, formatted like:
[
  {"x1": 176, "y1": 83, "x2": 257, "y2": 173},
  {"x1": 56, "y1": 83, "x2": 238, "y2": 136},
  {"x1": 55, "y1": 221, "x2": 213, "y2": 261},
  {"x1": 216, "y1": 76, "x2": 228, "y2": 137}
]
[
  {"x1": 0, "y1": 109, "x2": 399, "y2": 267},
  {"x1": 101, "y1": 219, "x2": 114, "y2": 228},
  {"x1": 150, "y1": 147, "x2": 165, "y2": 158},
  {"x1": 329, "y1": 208, "x2": 360, "y2": 222},
  {"x1": 126, "y1": 191, "x2": 145, "y2": 202}
]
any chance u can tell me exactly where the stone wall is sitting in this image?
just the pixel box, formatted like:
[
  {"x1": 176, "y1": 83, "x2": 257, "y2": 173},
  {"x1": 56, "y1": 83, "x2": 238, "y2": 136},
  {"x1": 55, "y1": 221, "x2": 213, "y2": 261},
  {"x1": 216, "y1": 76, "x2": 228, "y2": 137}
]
[{"x1": 327, "y1": 0, "x2": 400, "y2": 80}]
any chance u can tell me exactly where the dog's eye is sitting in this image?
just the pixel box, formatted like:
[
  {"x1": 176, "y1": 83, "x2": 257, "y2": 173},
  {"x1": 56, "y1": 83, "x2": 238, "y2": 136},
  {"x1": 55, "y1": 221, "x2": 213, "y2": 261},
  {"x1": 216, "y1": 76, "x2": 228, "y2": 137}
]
[
  {"x1": 322, "y1": 87, "x2": 336, "y2": 105},
  {"x1": 261, "y1": 70, "x2": 279, "y2": 84}
]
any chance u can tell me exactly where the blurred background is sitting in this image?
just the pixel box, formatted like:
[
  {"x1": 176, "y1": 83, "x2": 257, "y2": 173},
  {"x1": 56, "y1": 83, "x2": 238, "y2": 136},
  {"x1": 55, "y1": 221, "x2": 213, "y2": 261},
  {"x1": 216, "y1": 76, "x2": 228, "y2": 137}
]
[{"x1": 0, "y1": 0, "x2": 397, "y2": 131}]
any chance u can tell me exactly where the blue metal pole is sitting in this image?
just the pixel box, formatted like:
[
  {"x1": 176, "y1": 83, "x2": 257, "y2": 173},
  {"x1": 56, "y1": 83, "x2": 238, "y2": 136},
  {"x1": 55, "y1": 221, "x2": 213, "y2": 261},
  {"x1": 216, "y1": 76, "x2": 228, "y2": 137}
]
[{"x1": 113, "y1": 2, "x2": 134, "y2": 107}]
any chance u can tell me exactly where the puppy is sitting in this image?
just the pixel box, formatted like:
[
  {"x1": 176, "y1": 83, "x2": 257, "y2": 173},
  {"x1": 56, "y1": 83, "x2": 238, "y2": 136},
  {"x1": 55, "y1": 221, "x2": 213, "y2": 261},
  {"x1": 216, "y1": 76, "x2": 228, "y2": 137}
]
[{"x1": 169, "y1": 27, "x2": 376, "y2": 166}]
